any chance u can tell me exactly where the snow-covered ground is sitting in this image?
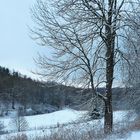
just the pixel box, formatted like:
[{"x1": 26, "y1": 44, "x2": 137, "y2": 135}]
[
  {"x1": 128, "y1": 131, "x2": 140, "y2": 140},
  {"x1": 0, "y1": 108, "x2": 138, "y2": 140},
  {"x1": 0, "y1": 109, "x2": 87, "y2": 131}
]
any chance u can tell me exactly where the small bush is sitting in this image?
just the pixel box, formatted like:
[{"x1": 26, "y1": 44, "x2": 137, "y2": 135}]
[
  {"x1": 10, "y1": 115, "x2": 28, "y2": 132},
  {"x1": 0, "y1": 121, "x2": 5, "y2": 134},
  {"x1": 6, "y1": 134, "x2": 28, "y2": 140}
]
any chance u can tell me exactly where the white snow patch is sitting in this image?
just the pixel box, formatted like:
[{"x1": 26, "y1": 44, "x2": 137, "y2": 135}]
[{"x1": 128, "y1": 131, "x2": 140, "y2": 140}]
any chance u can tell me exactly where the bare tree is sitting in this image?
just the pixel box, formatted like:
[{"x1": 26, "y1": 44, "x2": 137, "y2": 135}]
[
  {"x1": 10, "y1": 108, "x2": 28, "y2": 132},
  {"x1": 123, "y1": 4, "x2": 140, "y2": 115},
  {"x1": 31, "y1": 0, "x2": 139, "y2": 133}
]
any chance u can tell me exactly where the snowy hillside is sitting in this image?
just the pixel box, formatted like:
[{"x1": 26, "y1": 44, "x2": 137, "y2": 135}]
[{"x1": 0, "y1": 108, "x2": 138, "y2": 140}]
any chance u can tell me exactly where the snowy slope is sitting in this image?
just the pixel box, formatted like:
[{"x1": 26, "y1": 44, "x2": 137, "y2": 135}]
[
  {"x1": 0, "y1": 108, "x2": 87, "y2": 132},
  {"x1": 25, "y1": 108, "x2": 87, "y2": 129},
  {"x1": 0, "y1": 108, "x2": 137, "y2": 140}
]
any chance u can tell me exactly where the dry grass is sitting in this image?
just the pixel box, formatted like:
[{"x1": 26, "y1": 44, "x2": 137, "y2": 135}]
[
  {"x1": 6, "y1": 134, "x2": 28, "y2": 140},
  {"x1": 33, "y1": 128, "x2": 106, "y2": 140}
]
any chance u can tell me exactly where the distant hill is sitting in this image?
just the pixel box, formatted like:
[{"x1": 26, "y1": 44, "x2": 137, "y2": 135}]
[
  {"x1": 0, "y1": 66, "x2": 81, "y2": 112},
  {"x1": 0, "y1": 66, "x2": 132, "y2": 116}
]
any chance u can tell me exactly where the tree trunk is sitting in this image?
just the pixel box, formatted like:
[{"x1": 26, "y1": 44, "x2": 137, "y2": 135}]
[
  {"x1": 104, "y1": 92, "x2": 113, "y2": 133},
  {"x1": 104, "y1": 42, "x2": 114, "y2": 134},
  {"x1": 12, "y1": 90, "x2": 15, "y2": 109},
  {"x1": 12, "y1": 97, "x2": 15, "y2": 109},
  {"x1": 104, "y1": 0, "x2": 115, "y2": 133}
]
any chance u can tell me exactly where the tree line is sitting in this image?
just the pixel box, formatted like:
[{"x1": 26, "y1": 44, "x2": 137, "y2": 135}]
[
  {"x1": 0, "y1": 66, "x2": 87, "y2": 111},
  {"x1": 0, "y1": 66, "x2": 135, "y2": 115}
]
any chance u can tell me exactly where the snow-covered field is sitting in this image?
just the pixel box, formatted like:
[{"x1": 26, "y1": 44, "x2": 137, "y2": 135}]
[
  {"x1": 0, "y1": 109, "x2": 86, "y2": 131},
  {"x1": 0, "y1": 108, "x2": 138, "y2": 140}
]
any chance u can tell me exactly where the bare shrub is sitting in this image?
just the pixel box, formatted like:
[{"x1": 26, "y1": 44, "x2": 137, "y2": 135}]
[
  {"x1": 6, "y1": 134, "x2": 28, "y2": 140},
  {"x1": 0, "y1": 121, "x2": 5, "y2": 135},
  {"x1": 10, "y1": 109, "x2": 28, "y2": 132},
  {"x1": 32, "y1": 127, "x2": 106, "y2": 140},
  {"x1": 10, "y1": 116, "x2": 28, "y2": 132}
]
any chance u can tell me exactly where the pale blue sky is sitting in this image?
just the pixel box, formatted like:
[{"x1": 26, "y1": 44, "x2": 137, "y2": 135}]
[
  {"x1": 0, "y1": 0, "x2": 47, "y2": 79},
  {"x1": 0, "y1": 0, "x2": 123, "y2": 86}
]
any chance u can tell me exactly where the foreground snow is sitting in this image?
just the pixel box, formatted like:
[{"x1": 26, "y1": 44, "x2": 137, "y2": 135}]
[
  {"x1": 0, "y1": 108, "x2": 137, "y2": 140},
  {"x1": 128, "y1": 131, "x2": 140, "y2": 140}
]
